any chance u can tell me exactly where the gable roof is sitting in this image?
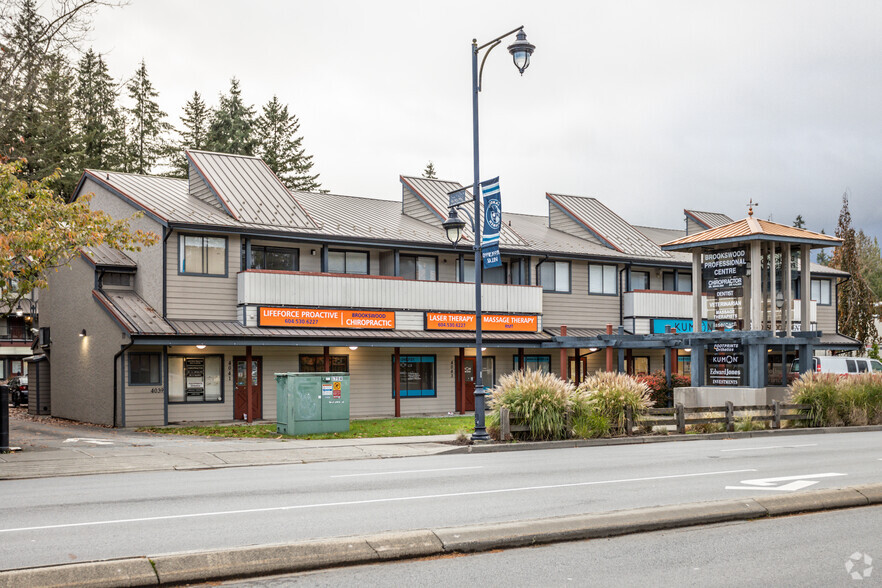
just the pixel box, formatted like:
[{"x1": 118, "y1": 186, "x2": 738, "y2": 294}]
[
  {"x1": 662, "y1": 217, "x2": 843, "y2": 250},
  {"x1": 684, "y1": 209, "x2": 733, "y2": 230},
  {"x1": 81, "y1": 244, "x2": 137, "y2": 269},
  {"x1": 546, "y1": 193, "x2": 670, "y2": 259}
]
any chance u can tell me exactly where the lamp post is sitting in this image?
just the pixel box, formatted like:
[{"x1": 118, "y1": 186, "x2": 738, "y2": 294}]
[{"x1": 442, "y1": 26, "x2": 535, "y2": 441}]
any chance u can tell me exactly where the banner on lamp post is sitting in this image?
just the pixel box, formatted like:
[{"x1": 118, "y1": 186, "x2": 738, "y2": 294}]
[{"x1": 481, "y1": 177, "x2": 502, "y2": 268}]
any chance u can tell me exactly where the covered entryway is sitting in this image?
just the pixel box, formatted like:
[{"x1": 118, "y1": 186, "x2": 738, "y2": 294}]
[{"x1": 234, "y1": 356, "x2": 262, "y2": 420}]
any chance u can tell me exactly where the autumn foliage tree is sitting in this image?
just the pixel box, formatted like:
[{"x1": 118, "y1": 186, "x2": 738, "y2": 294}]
[{"x1": 0, "y1": 160, "x2": 158, "y2": 314}]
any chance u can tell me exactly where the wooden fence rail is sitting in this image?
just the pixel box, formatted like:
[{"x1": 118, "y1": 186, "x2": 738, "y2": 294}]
[{"x1": 498, "y1": 400, "x2": 812, "y2": 440}]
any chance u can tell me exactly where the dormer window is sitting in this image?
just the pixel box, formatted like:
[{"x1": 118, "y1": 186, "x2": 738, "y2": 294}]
[{"x1": 102, "y1": 272, "x2": 133, "y2": 288}]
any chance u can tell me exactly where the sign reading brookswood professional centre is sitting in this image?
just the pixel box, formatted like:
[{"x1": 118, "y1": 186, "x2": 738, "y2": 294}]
[
  {"x1": 425, "y1": 312, "x2": 538, "y2": 332},
  {"x1": 260, "y1": 307, "x2": 395, "y2": 329},
  {"x1": 703, "y1": 247, "x2": 747, "y2": 330}
]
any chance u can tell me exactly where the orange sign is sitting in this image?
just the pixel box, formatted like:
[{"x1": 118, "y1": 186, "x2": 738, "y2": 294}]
[
  {"x1": 260, "y1": 308, "x2": 395, "y2": 329},
  {"x1": 425, "y1": 312, "x2": 538, "y2": 332}
]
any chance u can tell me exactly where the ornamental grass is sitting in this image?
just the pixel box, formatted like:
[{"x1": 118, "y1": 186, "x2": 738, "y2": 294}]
[
  {"x1": 487, "y1": 369, "x2": 576, "y2": 440},
  {"x1": 788, "y1": 372, "x2": 882, "y2": 427},
  {"x1": 576, "y1": 372, "x2": 653, "y2": 433}
]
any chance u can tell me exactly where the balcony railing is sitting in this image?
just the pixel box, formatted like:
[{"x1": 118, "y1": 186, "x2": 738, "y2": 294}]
[
  {"x1": 624, "y1": 290, "x2": 817, "y2": 325},
  {"x1": 238, "y1": 270, "x2": 543, "y2": 315}
]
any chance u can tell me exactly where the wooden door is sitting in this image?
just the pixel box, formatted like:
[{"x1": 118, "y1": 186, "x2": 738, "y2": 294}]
[
  {"x1": 234, "y1": 356, "x2": 262, "y2": 420},
  {"x1": 455, "y1": 357, "x2": 476, "y2": 412}
]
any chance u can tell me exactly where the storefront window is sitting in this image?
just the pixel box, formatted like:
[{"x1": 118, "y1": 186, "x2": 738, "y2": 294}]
[
  {"x1": 168, "y1": 356, "x2": 223, "y2": 402},
  {"x1": 299, "y1": 355, "x2": 349, "y2": 372},
  {"x1": 129, "y1": 353, "x2": 161, "y2": 385},
  {"x1": 393, "y1": 355, "x2": 436, "y2": 397},
  {"x1": 512, "y1": 355, "x2": 551, "y2": 373}
]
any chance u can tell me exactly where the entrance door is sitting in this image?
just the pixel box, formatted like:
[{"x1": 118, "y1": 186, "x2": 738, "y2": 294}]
[
  {"x1": 456, "y1": 357, "x2": 477, "y2": 412},
  {"x1": 234, "y1": 356, "x2": 262, "y2": 420}
]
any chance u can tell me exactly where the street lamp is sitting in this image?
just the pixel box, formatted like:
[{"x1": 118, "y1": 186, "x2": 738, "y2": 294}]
[{"x1": 443, "y1": 26, "x2": 535, "y2": 441}]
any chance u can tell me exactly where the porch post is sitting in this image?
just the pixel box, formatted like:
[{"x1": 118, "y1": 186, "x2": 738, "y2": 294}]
[
  {"x1": 750, "y1": 241, "x2": 762, "y2": 330},
  {"x1": 323, "y1": 346, "x2": 330, "y2": 371},
  {"x1": 517, "y1": 347, "x2": 525, "y2": 372},
  {"x1": 800, "y1": 244, "x2": 811, "y2": 331},
  {"x1": 394, "y1": 347, "x2": 401, "y2": 417},
  {"x1": 783, "y1": 243, "x2": 793, "y2": 336},
  {"x1": 605, "y1": 323, "x2": 613, "y2": 372},
  {"x1": 246, "y1": 345, "x2": 253, "y2": 423},
  {"x1": 574, "y1": 348, "x2": 581, "y2": 385},
  {"x1": 559, "y1": 325, "x2": 568, "y2": 380},
  {"x1": 770, "y1": 242, "x2": 777, "y2": 332}
]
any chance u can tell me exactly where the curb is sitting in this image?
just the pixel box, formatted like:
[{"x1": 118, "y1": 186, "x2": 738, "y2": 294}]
[
  {"x1": 3, "y1": 483, "x2": 881, "y2": 586},
  {"x1": 441, "y1": 424, "x2": 882, "y2": 454}
]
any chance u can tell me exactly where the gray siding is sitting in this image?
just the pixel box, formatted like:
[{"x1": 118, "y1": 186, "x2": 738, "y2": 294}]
[
  {"x1": 816, "y1": 304, "x2": 837, "y2": 334},
  {"x1": 81, "y1": 178, "x2": 164, "y2": 312},
  {"x1": 540, "y1": 261, "x2": 621, "y2": 328},
  {"x1": 686, "y1": 217, "x2": 705, "y2": 235},
  {"x1": 188, "y1": 164, "x2": 224, "y2": 212},
  {"x1": 548, "y1": 204, "x2": 603, "y2": 246},
  {"x1": 124, "y1": 346, "x2": 165, "y2": 427},
  {"x1": 166, "y1": 230, "x2": 239, "y2": 320},
  {"x1": 402, "y1": 186, "x2": 442, "y2": 226}
]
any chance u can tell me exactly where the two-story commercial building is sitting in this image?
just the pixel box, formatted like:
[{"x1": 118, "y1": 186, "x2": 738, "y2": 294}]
[{"x1": 36, "y1": 150, "x2": 852, "y2": 426}]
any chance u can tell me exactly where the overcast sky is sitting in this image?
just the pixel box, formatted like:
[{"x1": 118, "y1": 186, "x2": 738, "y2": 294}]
[{"x1": 86, "y1": 0, "x2": 882, "y2": 241}]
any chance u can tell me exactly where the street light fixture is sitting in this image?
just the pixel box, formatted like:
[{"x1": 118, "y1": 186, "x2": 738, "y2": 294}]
[{"x1": 443, "y1": 26, "x2": 535, "y2": 441}]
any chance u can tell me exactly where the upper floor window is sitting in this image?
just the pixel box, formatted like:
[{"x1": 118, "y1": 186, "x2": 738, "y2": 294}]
[
  {"x1": 328, "y1": 250, "x2": 369, "y2": 275},
  {"x1": 244, "y1": 245, "x2": 299, "y2": 272},
  {"x1": 456, "y1": 258, "x2": 508, "y2": 284},
  {"x1": 588, "y1": 263, "x2": 617, "y2": 295},
  {"x1": 539, "y1": 261, "x2": 570, "y2": 293},
  {"x1": 663, "y1": 271, "x2": 692, "y2": 293},
  {"x1": 630, "y1": 270, "x2": 650, "y2": 291},
  {"x1": 400, "y1": 254, "x2": 437, "y2": 281},
  {"x1": 180, "y1": 235, "x2": 227, "y2": 276},
  {"x1": 102, "y1": 272, "x2": 133, "y2": 287},
  {"x1": 811, "y1": 278, "x2": 831, "y2": 305}
]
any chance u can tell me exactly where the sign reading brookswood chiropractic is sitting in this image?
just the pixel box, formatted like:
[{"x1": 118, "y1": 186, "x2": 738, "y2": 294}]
[
  {"x1": 259, "y1": 307, "x2": 395, "y2": 329},
  {"x1": 480, "y1": 177, "x2": 502, "y2": 269},
  {"x1": 425, "y1": 312, "x2": 538, "y2": 332}
]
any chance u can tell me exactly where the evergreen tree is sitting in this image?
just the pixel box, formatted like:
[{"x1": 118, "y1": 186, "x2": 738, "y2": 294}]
[
  {"x1": 829, "y1": 194, "x2": 878, "y2": 346},
  {"x1": 172, "y1": 90, "x2": 211, "y2": 176},
  {"x1": 74, "y1": 49, "x2": 122, "y2": 170},
  {"x1": 856, "y1": 230, "x2": 882, "y2": 303},
  {"x1": 206, "y1": 78, "x2": 256, "y2": 155},
  {"x1": 124, "y1": 59, "x2": 172, "y2": 175},
  {"x1": 422, "y1": 161, "x2": 437, "y2": 179},
  {"x1": 34, "y1": 53, "x2": 79, "y2": 196},
  {"x1": 255, "y1": 95, "x2": 321, "y2": 192},
  {"x1": 816, "y1": 229, "x2": 832, "y2": 266},
  {"x1": 793, "y1": 214, "x2": 805, "y2": 229}
]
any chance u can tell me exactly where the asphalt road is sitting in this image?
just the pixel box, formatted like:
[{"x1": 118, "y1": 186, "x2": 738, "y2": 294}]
[
  {"x1": 2, "y1": 430, "x2": 882, "y2": 571},
  {"x1": 223, "y1": 504, "x2": 882, "y2": 587}
]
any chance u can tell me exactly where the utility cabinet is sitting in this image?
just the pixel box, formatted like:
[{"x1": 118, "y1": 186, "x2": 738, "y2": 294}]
[{"x1": 276, "y1": 372, "x2": 350, "y2": 435}]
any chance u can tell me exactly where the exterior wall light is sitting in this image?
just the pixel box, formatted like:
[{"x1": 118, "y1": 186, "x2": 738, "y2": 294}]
[
  {"x1": 349, "y1": 346, "x2": 358, "y2": 351},
  {"x1": 196, "y1": 344, "x2": 206, "y2": 350},
  {"x1": 79, "y1": 329, "x2": 87, "y2": 337}
]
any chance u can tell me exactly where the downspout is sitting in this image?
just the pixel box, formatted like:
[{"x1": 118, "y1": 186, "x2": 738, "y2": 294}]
[
  {"x1": 163, "y1": 227, "x2": 172, "y2": 318},
  {"x1": 113, "y1": 339, "x2": 135, "y2": 428},
  {"x1": 619, "y1": 265, "x2": 629, "y2": 330},
  {"x1": 535, "y1": 254, "x2": 549, "y2": 287}
]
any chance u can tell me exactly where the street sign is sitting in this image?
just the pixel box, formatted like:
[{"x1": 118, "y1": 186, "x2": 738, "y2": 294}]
[{"x1": 725, "y1": 472, "x2": 847, "y2": 492}]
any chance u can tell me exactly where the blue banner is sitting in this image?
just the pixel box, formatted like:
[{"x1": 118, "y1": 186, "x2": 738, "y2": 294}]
[
  {"x1": 481, "y1": 177, "x2": 501, "y2": 247},
  {"x1": 482, "y1": 244, "x2": 502, "y2": 269},
  {"x1": 651, "y1": 318, "x2": 713, "y2": 334}
]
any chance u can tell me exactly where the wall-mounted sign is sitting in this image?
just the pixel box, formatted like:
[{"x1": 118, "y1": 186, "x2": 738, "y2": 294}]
[
  {"x1": 259, "y1": 307, "x2": 395, "y2": 329},
  {"x1": 651, "y1": 318, "x2": 713, "y2": 334},
  {"x1": 425, "y1": 312, "x2": 538, "y2": 332}
]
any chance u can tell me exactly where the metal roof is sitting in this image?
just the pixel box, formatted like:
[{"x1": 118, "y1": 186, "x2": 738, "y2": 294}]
[
  {"x1": 80, "y1": 244, "x2": 137, "y2": 269},
  {"x1": 503, "y1": 212, "x2": 635, "y2": 260},
  {"x1": 93, "y1": 290, "x2": 175, "y2": 335},
  {"x1": 662, "y1": 217, "x2": 843, "y2": 250},
  {"x1": 684, "y1": 209, "x2": 734, "y2": 229},
  {"x1": 546, "y1": 193, "x2": 670, "y2": 259}
]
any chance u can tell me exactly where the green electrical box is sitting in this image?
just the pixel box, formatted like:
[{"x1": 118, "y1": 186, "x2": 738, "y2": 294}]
[{"x1": 276, "y1": 372, "x2": 350, "y2": 435}]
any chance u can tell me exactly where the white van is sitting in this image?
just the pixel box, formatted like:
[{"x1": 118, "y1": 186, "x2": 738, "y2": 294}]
[{"x1": 790, "y1": 356, "x2": 882, "y2": 376}]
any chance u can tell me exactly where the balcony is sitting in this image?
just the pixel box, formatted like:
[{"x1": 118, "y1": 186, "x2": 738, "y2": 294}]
[{"x1": 237, "y1": 270, "x2": 543, "y2": 315}]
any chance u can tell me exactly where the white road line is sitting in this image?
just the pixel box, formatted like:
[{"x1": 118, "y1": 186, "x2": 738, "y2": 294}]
[
  {"x1": 719, "y1": 444, "x2": 818, "y2": 452},
  {"x1": 331, "y1": 466, "x2": 483, "y2": 478},
  {"x1": 0, "y1": 469, "x2": 757, "y2": 534}
]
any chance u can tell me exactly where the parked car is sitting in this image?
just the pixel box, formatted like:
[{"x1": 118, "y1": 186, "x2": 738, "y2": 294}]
[
  {"x1": 7, "y1": 375, "x2": 28, "y2": 407},
  {"x1": 790, "y1": 356, "x2": 882, "y2": 376}
]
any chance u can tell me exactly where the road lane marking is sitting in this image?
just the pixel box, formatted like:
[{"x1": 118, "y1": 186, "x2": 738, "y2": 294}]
[
  {"x1": 719, "y1": 444, "x2": 817, "y2": 452},
  {"x1": 726, "y1": 472, "x2": 846, "y2": 492},
  {"x1": 331, "y1": 466, "x2": 483, "y2": 478},
  {"x1": 0, "y1": 468, "x2": 757, "y2": 534}
]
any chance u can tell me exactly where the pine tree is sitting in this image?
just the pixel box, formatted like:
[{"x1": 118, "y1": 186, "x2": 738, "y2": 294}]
[
  {"x1": 422, "y1": 161, "x2": 437, "y2": 179},
  {"x1": 793, "y1": 214, "x2": 805, "y2": 229},
  {"x1": 255, "y1": 95, "x2": 321, "y2": 192},
  {"x1": 172, "y1": 90, "x2": 211, "y2": 176},
  {"x1": 34, "y1": 53, "x2": 79, "y2": 196},
  {"x1": 124, "y1": 59, "x2": 172, "y2": 175},
  {"x1": 206, "y1": 78, "x2": 256, "y2": 155},
  {"x1": 816, "y1": 229, "x2": 832, "y2": 266},
  {"x1": 856, "y1": 230, "x2": 882, "y2": 303},
  {"x1": 74, "y1": 49, "x2": 122, "y2": 170},
  {"x1": 829, "y1": 194, "x2": 878, "y2": 346}
]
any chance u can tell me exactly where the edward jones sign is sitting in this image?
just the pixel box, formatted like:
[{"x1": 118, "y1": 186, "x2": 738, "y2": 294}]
[
  {"x1": 260, "y1": 308, "x2": 395, "y2": 329},
  {"x1": 425, "y1": 312, "x2": 538, "y2": 332}
]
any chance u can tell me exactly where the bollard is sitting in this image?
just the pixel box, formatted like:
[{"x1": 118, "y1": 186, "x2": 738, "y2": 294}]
[{"x1": 725, "y1": 401, "x2": 735, "y2": 433}]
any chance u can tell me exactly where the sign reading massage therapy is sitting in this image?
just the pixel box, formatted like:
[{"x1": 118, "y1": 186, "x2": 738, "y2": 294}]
[
  {"x1": 425, "y1": 312, "x2": 538, "y2": 332},
  {"x1": 260, "y1": 307, "x2": 395, "y2": 329}
]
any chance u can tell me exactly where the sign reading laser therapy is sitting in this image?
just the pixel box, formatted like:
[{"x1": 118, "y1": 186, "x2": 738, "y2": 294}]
[
  {"x1": 702, "y1": 247, "x2": 748, "y2": 331},
  {"x1": 425, "y1": 312, "x2": 539, "y2": 332},
  {"x1": 480, "y1": 177, "x2": 503, "y2": 269},
  {"x1": 260, "y1": 308, "x2": 395, "y2": 329}
]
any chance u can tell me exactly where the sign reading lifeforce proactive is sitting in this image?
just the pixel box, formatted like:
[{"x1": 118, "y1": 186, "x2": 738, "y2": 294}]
[
  {"x1": 260, "y1": 307, "x2": 396, "y2": 329},
  {"x1": 425, "y1": 312, "x2": 538, "y2": 332}
]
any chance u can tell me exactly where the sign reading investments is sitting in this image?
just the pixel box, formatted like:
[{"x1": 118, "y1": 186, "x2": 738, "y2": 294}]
[
  {"x1": 703, "y1": 247, "x2": 747, "y2": 331},
  {"x1": 706, "y1": 341, "x2": 745, "y2": 386},
  {"x1": 425, "y1": 312, "x2": 538, "y2": 332},
  {"x1": 260, "y1": 308, "x2": 395, "y2": 329}
]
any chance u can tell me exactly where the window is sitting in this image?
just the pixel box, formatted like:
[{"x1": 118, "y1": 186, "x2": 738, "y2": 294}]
[
  {"x1": 871, "y1": 360, "x2": 882, "y2": 373},
  {"x1": 588, "y1": 264, "x2": 617, "y2": 295},
  {"x1": 811, "y1": 278, "x2": 831, "y2": 305},
  {"x1": 632, "y1": 356, "x2": 650, "y2": 376},
  {"x1": 663, "y1": 271, "x2": 692, "y2": 292},
  {"x1": 630, "y1": 270, "x2": 649, "y2": 291},
  {"x1": 10, "y1": 360, "x2": 22, "y2": 375},
  {"x1": 299, "y1": 355, "x2": 349, "y2": 372},
  {"x1": 393, "y1": 355, "x2": 436, "y2": 397},
  {"x1": 678, "y1": 354, "x2": 691, "y2": 376},
  {"x1": 846, "y1": 359, "x2": 857, "y2": 374},
  {"x1": 0, "y1": 361, "x2": 6, "y2": 380},
  {"x1": 328, "y1": 250, "x2": 369, "y2": 275},
  {"x1": 180, "y1": 235, "x2": 227, "y2": 276},
  {"x1": 244, "y1": 245, "x2": 299, "y2": 272},
  {"x1": 103, "y1": 272, "x2": 133, "y2": 287},
  {"x1": 857, "y1": 360, "x2": 869, "y2": 373},
  {"x1": 539, "y1": 261, "x2": 570, "y2": 293},
  {"x1": 129, "y1": 353, "x2": 161, "y2": 385},
  {"x1": 455, "y1": 258, "x2": 508, "y2": 284},
  {"x1": 399, "y1": 255, "x2": 437, "y2": 281},
  {"x1": 513, "y1": 355, "x2": 551, "y2": 373},
  {"x1": 168, "y1": 356, "x2": 223, "y2": 402}
]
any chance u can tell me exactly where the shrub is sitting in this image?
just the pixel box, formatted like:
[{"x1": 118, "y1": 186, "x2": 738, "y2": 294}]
[
  {"x1": 577, "y1": 372, "x2": 652, "y2": 433},
  {"x1": 636, "y1": 371, "x2": 691, "y2": 407},
  {"x1": 789, "y1": 373, "x2": 844, "y2": 427},
  {"x1": 487, "y1": 370, "x2": 575, "y2": 440}
]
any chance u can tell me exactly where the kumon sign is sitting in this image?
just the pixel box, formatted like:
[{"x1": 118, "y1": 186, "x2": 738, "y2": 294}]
[
  {"x1": 425, "y1": 312, "x2": 538, "y2": 332},
  {"x1": 259, "y1": 307, "x2": 395, "y2": 329}
]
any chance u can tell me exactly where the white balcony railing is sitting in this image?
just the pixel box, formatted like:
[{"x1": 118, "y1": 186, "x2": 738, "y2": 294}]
[
  {"x1": 238, "y1": 270, "x2": 543, "y2": 315},
  {"x1": 624, "y1": 290, "x2": 817, "y2": 325}
]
